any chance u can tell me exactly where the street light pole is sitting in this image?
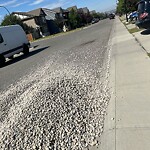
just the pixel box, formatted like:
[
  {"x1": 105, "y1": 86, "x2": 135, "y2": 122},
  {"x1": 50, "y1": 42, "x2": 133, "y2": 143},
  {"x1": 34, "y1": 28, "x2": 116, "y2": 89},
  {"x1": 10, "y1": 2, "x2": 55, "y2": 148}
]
[
  {"x1": 0, "y1": 6, "x2": 12, "y2": 24},
  {"x1": 0, "y1": 6, "x2": 11, "y2": 16}
]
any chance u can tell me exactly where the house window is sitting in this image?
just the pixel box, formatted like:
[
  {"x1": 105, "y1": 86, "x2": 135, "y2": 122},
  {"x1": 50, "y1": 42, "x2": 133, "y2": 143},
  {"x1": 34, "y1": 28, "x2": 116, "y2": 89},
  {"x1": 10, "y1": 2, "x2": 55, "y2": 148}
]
[{"x1": 0, "y1": 34, "x2": 4, "y2": 43}]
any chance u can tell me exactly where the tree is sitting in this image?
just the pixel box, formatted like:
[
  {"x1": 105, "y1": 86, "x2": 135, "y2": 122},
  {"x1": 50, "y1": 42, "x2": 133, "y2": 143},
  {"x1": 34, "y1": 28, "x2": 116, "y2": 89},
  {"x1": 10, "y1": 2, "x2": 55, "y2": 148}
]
[
  {"x1": 84, "y1": 13, "x2": 93, "y2": 24},
  {"x1": 93, "y1": 12, "x2": 108, "y2": 20},
  {"x1": 68, "y1": 9, "x2": 81, "y2": 29},
  {"x1": 127, "y1": 0, "x2": 139, "y2": 12},
  {"x1": 1, "y1": 14, "x2": 33, "y2": 33},
  {"x1": 116, "y1": 0, "x2": 124, "y2": 14},
  {"x1": 92, "y1": 13, "x2": 100, "y2": 19},
  {"x1": 116, "y1": 0, "x2": 139, "y2": 14}
]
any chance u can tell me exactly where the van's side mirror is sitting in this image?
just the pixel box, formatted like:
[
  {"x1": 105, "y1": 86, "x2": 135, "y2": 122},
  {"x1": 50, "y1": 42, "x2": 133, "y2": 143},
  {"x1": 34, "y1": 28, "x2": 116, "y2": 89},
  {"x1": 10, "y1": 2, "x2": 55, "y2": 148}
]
[{"x1": 0, "y1": 34, "x2": 4, "y2": 43}]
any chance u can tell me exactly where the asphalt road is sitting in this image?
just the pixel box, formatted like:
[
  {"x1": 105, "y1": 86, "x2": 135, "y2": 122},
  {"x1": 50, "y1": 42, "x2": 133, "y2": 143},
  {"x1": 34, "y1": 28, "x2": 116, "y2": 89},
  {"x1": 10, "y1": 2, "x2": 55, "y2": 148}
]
[
  {"x1": 0, "y1": 19, "x2": 113, "y2": 90},
  {"x1": 0, "y1": 19, "x2": 114, "y2": 149}
]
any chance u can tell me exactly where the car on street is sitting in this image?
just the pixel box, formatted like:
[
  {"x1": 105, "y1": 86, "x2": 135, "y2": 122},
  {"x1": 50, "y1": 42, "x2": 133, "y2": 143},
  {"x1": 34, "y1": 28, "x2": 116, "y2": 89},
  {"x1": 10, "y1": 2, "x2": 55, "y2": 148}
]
[
  {"x1": 91, "y1": 18, "x2": 99, "y2": 24},
  {"x1": 109, "y1": 13, "x2": 115, "y2": 19},
  {"x1": 136, "y1": 0, "x2": 150, "y2": 29},
  {"x1": 0, "y1": 25, "x2": 30, "y2": 66}
]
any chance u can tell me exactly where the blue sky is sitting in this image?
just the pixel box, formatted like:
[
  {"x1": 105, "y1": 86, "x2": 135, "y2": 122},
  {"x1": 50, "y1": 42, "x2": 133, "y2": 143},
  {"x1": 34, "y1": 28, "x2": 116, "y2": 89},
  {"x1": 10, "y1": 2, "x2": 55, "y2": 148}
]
[{"x1": 0, "y1": 0, "x2": 116, "y2": 21}]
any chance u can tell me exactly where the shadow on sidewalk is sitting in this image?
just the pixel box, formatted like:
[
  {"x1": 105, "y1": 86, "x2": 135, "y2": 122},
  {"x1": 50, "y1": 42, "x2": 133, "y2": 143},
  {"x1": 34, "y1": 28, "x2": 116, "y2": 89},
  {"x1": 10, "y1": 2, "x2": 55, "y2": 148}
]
[{"x1": 141, "y1": 29, "x2": 150, "y2": 35}]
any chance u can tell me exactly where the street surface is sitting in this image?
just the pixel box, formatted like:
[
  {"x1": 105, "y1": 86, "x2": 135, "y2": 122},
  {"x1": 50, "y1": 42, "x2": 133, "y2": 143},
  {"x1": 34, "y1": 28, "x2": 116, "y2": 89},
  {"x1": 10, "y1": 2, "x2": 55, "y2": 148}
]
[{"x1": 0, "y1": 19, "x2": 113, "y2": 149}]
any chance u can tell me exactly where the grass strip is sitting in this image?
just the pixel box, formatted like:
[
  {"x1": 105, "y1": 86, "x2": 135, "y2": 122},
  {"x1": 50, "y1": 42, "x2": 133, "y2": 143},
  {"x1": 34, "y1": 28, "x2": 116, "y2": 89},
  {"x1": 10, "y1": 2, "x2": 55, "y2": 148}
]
[
  {"x1": 128, "y1": 27, "x2": 142, "y2": 34},
  {"x1": 147, "y1": 53, "x2": 150, "y2": 57}
]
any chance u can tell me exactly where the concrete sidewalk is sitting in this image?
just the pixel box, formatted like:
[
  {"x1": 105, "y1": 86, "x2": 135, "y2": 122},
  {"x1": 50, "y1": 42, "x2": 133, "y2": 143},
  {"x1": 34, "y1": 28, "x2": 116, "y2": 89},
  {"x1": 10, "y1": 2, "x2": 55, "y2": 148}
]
[{"x1": 100, "y1": 17, "x2": 150, "y2": 150}]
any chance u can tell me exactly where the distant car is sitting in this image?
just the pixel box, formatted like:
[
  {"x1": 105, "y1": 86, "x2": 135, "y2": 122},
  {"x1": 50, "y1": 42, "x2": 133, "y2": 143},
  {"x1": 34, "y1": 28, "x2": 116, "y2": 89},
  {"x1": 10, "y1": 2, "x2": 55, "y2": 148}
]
[
  {"x1": 136, "y1": 0, "x2": 150, "y2": 29},
  {"x1": 91, "y1": 18, "x2": 99, "y2": 24},
  {"x1": 109, "y1": 13, "x2": 115, "y2": 19}
]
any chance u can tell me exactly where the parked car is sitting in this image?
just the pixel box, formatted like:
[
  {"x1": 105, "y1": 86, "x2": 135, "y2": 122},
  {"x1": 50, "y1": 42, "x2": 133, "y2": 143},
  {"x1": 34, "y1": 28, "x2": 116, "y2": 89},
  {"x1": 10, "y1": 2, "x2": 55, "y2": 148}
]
[
  {"x1": 109, "y1": 13, "x2": 115, "y2": 19},
  {"x1": 0, "y1": 25, "x2": 30, "y2": 66},
  {"x1": 91, "y1": 18, "x2": 99, "y2": 24},
  {"x1": 136, "y1": 0, "x2": 150, "y2": 29},
  {"x1": 128, "y1": 11, "x2": 138, "y2": 22}
]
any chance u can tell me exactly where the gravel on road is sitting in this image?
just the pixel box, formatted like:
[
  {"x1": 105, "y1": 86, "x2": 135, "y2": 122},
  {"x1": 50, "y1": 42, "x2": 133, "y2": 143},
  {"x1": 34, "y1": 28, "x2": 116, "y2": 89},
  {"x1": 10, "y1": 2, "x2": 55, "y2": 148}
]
[{"x1": 0, "y1": 24, "x2": 113, "y2": 150}]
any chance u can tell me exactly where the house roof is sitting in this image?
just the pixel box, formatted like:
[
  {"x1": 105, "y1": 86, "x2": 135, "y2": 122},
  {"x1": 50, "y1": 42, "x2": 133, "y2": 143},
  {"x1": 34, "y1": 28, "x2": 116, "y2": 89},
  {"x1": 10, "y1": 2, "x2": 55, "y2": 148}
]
[
  {"x1": 13, "y1": 8, "x2": 57, "y2": 21},
  {"x1": 13, "y1": 9, "x2": 44, "y2": 18},
  {"x1": 12, "y1": 12, "x2": 35, "y2": 21},
  {"x1": 52, "y1": 7, "x2": 63, "y2": 13},
  {"x1": 67, "y1": 6, "x2": 78, "y2": 11},
  {"x1": 63, "y1": 9, "x2": 69, "y2": 13},
  {"x1": 78, "y1": 8, "x2": 84, "y2": 13},
  {"x1": 82, "y1": 7, "x2": 89, "y2": 14},
  {"x1": 42, "y1": 8, "x2": 56, "y2": 13},
  {"x1": 28, "y1": 8, "x2": 45, "y2": 16},
  {"x1": 42, "y1": 8, "x2": 56, "y2": 20},
  {"x1": 90, "y1": 10, "x2": 96, "y2": 14},
  {"x1": 12, "y1": 12, "x2": 35, "y2": 17}
]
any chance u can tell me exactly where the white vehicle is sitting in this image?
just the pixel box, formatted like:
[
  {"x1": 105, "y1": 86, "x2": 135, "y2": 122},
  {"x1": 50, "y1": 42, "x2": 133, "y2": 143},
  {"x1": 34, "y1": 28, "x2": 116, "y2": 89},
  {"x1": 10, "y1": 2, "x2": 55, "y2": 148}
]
[{"x1": 0, "y1": 25, "x2": 30, "y2": 65}]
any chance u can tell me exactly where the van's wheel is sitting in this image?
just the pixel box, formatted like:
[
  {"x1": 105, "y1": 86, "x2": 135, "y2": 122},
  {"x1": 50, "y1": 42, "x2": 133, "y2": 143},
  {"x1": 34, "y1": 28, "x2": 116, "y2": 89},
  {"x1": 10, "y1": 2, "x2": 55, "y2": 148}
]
[
  {"x1": 23, "y1": 44, "x2": 29, "y2": 55},
  {"x1": 0, "y1": 55, "x2": 6, "y2": 67}
]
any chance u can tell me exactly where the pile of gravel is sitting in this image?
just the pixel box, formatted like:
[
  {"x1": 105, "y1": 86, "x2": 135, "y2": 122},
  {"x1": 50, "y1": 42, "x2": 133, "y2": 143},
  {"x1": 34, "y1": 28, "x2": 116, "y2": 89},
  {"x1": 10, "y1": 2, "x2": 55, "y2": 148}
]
[
  {"x1": 0, "y1": 36, "x2": 112, "y2": 150},
  {"x1": 0, "y1": 71, "x2": 110, "y2": 149}
]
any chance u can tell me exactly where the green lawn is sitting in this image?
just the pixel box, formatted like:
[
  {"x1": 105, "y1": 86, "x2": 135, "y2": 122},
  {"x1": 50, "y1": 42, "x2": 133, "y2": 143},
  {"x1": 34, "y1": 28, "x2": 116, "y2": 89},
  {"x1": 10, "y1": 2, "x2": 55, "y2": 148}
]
[{"x1": 128, "y1": 27, "x2": 142, "y2": 34}]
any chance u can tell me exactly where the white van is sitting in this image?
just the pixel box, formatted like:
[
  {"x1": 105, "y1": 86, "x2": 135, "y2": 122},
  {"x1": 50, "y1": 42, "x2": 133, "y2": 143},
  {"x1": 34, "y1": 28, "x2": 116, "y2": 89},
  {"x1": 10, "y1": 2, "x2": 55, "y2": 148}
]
[{"x1": 0, "y1": 25, "x2": 30, "y2": 65}]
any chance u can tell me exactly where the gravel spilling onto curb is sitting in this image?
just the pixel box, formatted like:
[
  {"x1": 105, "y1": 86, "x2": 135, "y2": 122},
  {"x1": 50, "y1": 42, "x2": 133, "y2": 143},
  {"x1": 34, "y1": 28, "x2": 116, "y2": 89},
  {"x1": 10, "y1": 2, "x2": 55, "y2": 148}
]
[{"x1": 0, "y1": 38, "x2": 112, "y2": 150}]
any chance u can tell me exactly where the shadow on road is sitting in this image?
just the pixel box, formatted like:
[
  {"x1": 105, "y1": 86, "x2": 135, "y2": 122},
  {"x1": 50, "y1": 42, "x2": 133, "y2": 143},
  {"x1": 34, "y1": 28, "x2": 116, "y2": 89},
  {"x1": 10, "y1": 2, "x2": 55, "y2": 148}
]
[
  {"x1": 141, "y1": 29, "x2": 150, "y2": 35},
  {"x1": 1, "y1": 46, "x2": 50, "y2": 68}
]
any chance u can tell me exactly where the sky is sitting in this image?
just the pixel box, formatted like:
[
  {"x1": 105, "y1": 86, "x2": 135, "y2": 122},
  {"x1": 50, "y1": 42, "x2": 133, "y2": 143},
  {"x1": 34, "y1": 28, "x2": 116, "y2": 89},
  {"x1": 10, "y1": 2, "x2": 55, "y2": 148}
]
[{"x1": 0, "y1": 0, "x2": 116, "y2": 22}]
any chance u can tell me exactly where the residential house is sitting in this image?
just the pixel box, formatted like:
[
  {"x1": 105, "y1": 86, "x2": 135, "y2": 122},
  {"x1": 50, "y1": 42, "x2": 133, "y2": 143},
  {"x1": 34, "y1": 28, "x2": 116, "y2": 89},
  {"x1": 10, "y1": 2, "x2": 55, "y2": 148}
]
[
  {"x1": 12, "y1": 8, "x2": 61, "y2": 39},
  {"x1": 90, "y1": 10, "x2": 100, "y2": 21},
  {"x1": 90, "y1": 10, "x2": 96, "y2": 15},
  {"x1": 82, "y1": 7, "x2": 90, "y2": 14},
  {"x1": 12, "y1": 11, "x2": 42, "y2": 39},
  {"x1": 42, "y1": 8, "x2": 61, "y2": 34},
  {"x1": 66, "y1": 6, "x2": 92, "y2": 27},
  {"x1": 67, "y1": 6, "x2": 78, "y2": 12},
  {"x1": 82, "y1": 7, "x2": 92, "y2": 23},
  {"x1": 77, "y1": 8, "x2": 85, "y2": 26},
  {"x1": 12, "y1": 6, "x2": 92, "y2": 39},
  {"x1": 76, "y1": 7, "x2": 92, "y2": 25},
  {"x1": 27, "y1": 8, "x2": 49, "y2": 36},
  {"x1": 52, "y1": 7, "x2": 69, "y2": 31}
]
